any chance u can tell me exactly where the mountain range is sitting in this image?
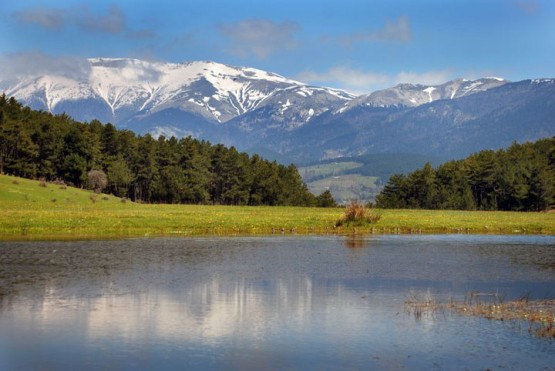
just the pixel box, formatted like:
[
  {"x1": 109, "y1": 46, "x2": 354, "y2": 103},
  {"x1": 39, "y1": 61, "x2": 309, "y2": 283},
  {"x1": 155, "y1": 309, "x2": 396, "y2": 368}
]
[{"x1": 1, "y1": 58, "x2": 554, "y2": 165}]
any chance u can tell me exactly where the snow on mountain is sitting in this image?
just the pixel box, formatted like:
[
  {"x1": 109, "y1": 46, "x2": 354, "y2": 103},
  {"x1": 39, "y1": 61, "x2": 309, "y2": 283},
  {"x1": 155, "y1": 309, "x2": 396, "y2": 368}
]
[
  {"x1": 337, "y1": 77, "x2": 508, "y2": 113},
  {"x1": 2, "y1": 58, "x2": 354, "y2": 129}
]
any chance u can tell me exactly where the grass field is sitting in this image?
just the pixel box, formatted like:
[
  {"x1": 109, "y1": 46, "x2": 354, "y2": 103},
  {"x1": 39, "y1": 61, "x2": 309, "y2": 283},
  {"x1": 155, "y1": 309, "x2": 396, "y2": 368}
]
[{"x1": 1, "y1": 174, "x2": 554, "y2": 240}]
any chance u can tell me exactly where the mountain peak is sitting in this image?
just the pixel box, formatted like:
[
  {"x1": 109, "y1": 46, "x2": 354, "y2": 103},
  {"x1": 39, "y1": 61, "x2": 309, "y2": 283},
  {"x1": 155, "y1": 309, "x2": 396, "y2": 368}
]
[
  {"x1": 338, "y1": 77, "x2": 509, "y2": 112},
  {"x1": 2, "y1": 57, "x2": 353, "y2": 130}
]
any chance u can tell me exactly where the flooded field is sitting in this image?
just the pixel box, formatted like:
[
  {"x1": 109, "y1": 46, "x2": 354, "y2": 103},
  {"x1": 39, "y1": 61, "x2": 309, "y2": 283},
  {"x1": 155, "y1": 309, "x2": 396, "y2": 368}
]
[{"x1": 0, "y1": 235, "x2": 554, "y2": 369}]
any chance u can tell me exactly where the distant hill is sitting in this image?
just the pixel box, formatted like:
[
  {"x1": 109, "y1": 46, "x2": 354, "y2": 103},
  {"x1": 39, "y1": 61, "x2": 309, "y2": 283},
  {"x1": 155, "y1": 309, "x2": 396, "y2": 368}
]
[{"x1": 299, "y1": 153, "x2": 443, "y2": 204}]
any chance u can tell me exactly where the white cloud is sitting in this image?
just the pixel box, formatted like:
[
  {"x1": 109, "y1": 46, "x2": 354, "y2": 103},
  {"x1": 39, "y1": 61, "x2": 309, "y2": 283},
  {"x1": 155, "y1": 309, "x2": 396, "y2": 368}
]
[
  {"x1": 394, "y1": 70, "x2": 453, "y2": 85},
  {"x1": 296, "y1": 66, "x2": 390, "y2": 94},
  {"x1": 0, "y1": 52, "x2": 91, "y2": 81},
  {"x1": 339, "y1": 16, "x2": 411, "y2": 46},
  {"x1": 297, "y1": 67, "x2": 456, "y2": 94},
  {"x1": 219, "y1": 19, "x2": 299, "y2": 59}
]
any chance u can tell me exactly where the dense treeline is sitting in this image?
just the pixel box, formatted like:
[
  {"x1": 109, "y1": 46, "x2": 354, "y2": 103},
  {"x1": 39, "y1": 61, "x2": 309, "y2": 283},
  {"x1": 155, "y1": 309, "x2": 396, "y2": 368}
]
[
  {"x1": 0, "y1": 95, "x2": 324, "y2": 206},
  {"x1": 376, "y1": 138, "x2": 555, "y2": 211}
]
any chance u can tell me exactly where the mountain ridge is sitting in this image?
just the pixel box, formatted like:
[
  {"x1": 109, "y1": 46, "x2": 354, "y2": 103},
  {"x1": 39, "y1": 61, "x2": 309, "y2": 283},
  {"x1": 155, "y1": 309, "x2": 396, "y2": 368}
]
[{"x1": 1, "y1": 57, "x2": 554, "y2": 164}]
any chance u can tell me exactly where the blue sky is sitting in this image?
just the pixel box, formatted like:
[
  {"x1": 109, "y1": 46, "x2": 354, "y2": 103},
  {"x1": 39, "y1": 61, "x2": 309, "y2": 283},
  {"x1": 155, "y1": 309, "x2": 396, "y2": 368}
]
[{"x1": 0, "y1": 0, "x2": 553, "y2": 94}]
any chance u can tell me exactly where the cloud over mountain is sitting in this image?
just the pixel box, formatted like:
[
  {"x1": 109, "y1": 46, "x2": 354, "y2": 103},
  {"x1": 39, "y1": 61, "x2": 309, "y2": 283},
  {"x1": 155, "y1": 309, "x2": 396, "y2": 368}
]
[
  {"x1": 219, "y1": 19, "x2": 300, "y2": 59},
  {"x1": 338, "y1": 16, "x2": 412, "y2": 46}
]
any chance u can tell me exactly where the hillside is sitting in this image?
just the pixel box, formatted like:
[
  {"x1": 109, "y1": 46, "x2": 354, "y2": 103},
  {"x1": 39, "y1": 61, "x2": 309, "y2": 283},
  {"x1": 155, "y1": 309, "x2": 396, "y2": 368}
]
[
  {"x1": 0, "y1": 96, "x2": 317, "y2": 206},
  {"x1": 0, "y1": 173, "x2": 125, "y2": 210},
  {"x1": 298, "y1": 153, "x2": 444, "y2": 203}
]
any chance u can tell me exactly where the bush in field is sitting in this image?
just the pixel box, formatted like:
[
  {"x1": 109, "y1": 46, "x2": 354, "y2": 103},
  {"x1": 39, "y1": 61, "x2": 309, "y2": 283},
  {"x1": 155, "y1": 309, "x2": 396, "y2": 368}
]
[
  {"x1": 335, "y1": 201, "x2": 381, "y2": 227},
  {"x1": 87, "y1": 170, "x2": 108, "y2": 194}
]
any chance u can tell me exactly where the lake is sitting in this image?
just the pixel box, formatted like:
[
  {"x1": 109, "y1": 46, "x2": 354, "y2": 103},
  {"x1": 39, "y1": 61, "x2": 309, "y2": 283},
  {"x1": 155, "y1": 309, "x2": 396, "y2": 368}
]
[{"x1": 0, "y1": 235, "x2": 554, "y2": 370}]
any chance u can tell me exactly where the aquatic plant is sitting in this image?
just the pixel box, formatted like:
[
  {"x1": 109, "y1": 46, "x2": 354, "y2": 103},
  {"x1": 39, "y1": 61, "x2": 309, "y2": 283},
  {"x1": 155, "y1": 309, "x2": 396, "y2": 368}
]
[{"x1": 405, "y1": 291, "x2": 555, "y2": 338}]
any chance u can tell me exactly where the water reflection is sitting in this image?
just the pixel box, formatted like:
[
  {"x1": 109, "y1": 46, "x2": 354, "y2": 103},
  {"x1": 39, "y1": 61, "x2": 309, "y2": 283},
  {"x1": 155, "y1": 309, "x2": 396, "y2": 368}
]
[
  {"x1": 0, "y1": 235, "x2": 554, "y2": 369},
  {"x1": 344, "y1": 235, "x2": 368, "y2": 248}
]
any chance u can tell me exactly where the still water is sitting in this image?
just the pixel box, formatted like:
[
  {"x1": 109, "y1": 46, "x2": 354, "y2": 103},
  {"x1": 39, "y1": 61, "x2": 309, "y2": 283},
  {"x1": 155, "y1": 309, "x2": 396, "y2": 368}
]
[{"x1": 0, "y1": 235, "x2": 554, "y2": 370}]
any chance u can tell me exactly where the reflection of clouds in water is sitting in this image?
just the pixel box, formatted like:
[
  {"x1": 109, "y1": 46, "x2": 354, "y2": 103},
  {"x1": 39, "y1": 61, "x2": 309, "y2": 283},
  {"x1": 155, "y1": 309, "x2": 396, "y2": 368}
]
[
  {"x1": 84, "y1": 277, "x2": 330, "y2": 342},
  {"x1": 8, "y1": 276, "x2": 402, "y2": 345}
]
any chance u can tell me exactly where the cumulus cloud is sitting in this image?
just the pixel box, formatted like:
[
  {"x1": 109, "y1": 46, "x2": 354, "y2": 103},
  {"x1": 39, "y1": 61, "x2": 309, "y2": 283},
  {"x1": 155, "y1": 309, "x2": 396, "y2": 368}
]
[
  {"x1": 296, "y1": 66, "x2": 390, "y2": 94},
  {"x1": 0, "y1": 52, "x2": 91, "y2": 81},
  {"x1": 219, "y1": 19, "x2": 299, "y2": 59},
  {"x1": 339, "y1": 16, "x2": 411, "y2": 46},
  {"x1": 14, "y1": 8, "x2": 66, "y2": 30}
]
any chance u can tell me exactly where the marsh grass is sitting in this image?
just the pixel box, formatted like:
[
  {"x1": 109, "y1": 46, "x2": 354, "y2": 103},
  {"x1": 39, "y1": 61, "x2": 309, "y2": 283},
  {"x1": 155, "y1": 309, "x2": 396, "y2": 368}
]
[
  {"x1": 405, "y1": 291, "x2": 555, "y2": 338},
  {"x1": 404, "y1": 290, "x2": 440, "y2": 320},
  {"x1": 0, "y1": 174, "x2": 554, "y2": 240},
  {"x1": 335, "y1": 201, "x2": 381, "y2": 227}
]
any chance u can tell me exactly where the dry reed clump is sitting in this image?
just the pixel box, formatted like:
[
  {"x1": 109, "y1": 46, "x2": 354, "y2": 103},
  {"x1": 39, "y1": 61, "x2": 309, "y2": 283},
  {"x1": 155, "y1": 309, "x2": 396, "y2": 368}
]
[
  {"x1": 335, "y1": 201, "x2": 381, "y2": 227},
  {"x1": 404, "y1": 290, "x2": 440, "y2": 320},
  {"x1": 405, "y1": 291, "x2": 555, "y2": 338}
]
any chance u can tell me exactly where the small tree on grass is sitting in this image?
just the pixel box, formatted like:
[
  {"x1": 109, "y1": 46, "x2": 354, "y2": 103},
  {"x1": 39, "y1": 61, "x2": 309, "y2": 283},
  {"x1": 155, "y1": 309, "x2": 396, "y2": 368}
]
[
  {"x1": 87, "y1": 169, "x2": 108, "y2": 194},
  {"x1": 316, "y1": 190, "x2": 338, "y2": 208},
  {"x1": 335, "y1": 200, "x2": 381, "y2": 227}
]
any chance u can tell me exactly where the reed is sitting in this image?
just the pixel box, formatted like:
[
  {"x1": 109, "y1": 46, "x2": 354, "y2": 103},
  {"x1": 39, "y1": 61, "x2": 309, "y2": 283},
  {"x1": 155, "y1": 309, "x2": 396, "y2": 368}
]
[{"x1": 405, "y1": 291, "x2": 555, "y2": 338}]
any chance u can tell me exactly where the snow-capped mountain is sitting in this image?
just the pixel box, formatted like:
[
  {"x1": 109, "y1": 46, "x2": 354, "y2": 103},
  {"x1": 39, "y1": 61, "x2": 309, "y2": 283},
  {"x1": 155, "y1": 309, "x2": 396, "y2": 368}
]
[
  {"x1": 337, "y1": 77, "x2": 508, "y2": 113},
  {"x1": 1, "y1": 57, "x2": 553, "y2": 164},
  {"x1": 1, "y1": 58, "x2": 353, "y2": 137}
]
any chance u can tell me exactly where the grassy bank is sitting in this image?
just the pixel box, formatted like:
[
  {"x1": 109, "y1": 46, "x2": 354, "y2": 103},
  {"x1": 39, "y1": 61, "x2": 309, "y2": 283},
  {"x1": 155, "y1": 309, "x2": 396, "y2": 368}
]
[{"x1": 1, "y1": 174, "x2": 554, "y2": 240}]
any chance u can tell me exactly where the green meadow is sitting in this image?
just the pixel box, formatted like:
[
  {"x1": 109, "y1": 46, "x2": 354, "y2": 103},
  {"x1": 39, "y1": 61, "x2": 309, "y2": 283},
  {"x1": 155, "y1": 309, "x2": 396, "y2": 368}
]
[{"x1": 1, "y1": 174, "x2": 554, "y2": 240}]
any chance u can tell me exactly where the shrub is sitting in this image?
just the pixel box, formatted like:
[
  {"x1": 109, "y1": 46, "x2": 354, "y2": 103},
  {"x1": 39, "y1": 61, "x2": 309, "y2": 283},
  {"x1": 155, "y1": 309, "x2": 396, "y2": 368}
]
[
  {"x1": 87, "y1": 170, "x2": 108, "y2": 194},
  {"x1": 335, "y1": 201, "x2": 381, "y2": 227}
]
